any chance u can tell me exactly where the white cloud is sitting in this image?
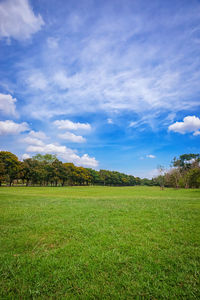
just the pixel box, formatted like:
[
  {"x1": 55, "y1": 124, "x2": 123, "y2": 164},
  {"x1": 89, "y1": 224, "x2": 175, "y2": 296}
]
[
  {"x1": 134, "y1": 168, "x2": 160, "y2": 179},
  {"x1": 53, "y1": 71, "x2": 69, "y2": 89},
  {"x1": 76, "y1": 154, "x2": 98, "y2": 168},
  {"x1": 168, "y1": 116, "x2": 200, "y2": 135},
  {"x1": 148, "y1": 168, "x2": 160, "y2": 179},
  {"x1": 27, "y1": 143, "x2": 67, "y2": 155},
  {"x1": 146, "y1": 154, "x2": 156, "y2": 159},
  {"x1": 0, "y1": 0, "x2": 44, "y2": 41},
  {"x1": 54, "y1": 120, "x2": 91, "y2": 131},
  {"x1": 23, "y1": 136, "x2": 44, "y2": 146},
  {"x1": 21, "y1": 153, "x2": 30, "y2": 160},
  {"x1": 16, "y1": 4, "x2": 200, "y2": 126},
  {"x1": 107, "y1": 118, "x2": 113, "y2": 124},
  {"x1": 26, "y1": 142, "x2": 98, "y2": 168},
  {"x1": 58, "y1": 132, "x2": 86, "y2": 143},
  {"x1": 0, "y1": 93, "x2": 17, "y2": 116},
  {"x1": 26, "y1": 71, "x2": 48, "y2": 90},
  {"x1": 0, "y1": 120, "x2": 29, "y2": 135},
  {"x1": 28, "y1": 130, "x2": 47, "y2": 140},
  {"x1": 193, "y1": 131, "x2": 200, "y2": 136},
  {"x1": 129, "y1": 121, "x2": 137, "y2": 127}
]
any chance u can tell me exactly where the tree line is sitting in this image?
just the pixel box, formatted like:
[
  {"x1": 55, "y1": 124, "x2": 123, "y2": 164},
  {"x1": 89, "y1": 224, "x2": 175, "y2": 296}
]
[
  {"x1": 0, "y1": 151, "x2": 141, "y2": 187},
  {"x1": 0, "y1": 151, "x2": 199, "y2": 188},
  {"x1": 158, "y1": 153, "x2": 200, "y2": 189}
]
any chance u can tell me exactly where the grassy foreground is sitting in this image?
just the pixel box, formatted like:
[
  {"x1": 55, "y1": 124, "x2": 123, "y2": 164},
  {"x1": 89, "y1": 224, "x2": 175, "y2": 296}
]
[{"x1": 0, "y1": 186, "x2": 200, "y2": 299}]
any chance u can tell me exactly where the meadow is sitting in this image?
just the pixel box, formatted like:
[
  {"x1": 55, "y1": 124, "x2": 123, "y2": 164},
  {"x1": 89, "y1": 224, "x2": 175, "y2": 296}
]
[{"x1": 0, "y1": 186, "x2": 200, "y2": 299}]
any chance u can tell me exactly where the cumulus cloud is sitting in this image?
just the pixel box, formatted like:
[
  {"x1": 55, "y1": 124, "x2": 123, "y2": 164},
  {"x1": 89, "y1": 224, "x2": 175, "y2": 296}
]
[
  {"x1": 0, "y1": 93, "x2": 17, "y2": 116},
  {"x1": 27, "y1": 143, "x2": 67, "y2": 155},
  {"x1": 23, "y1": 136, "x2": 44, "y2": 146},
  {"x1": 0, "y1": 0, "x2": 44, "y2": 41},
  {"x1": 146, "y1": 154, "x2": 156, "y2": 159},
  {"x1": 28, "y1": 130, "x2": 47, "y2": 140},
  {"x1": 26, "y1": 142, "x2": 98, "y2": 168},
  {"x1": 168, "y1": 116, "x2": 200, "y2": 135},
  {"x1": 0, "y1": 120, "x2": 29, "y2": 135},
  {"x1": 58, "y1": 132, "x2": 86, "y2": 143},
  {"x1": 54, "y1": 120, "x2": 91, "y2": 131},
  {"x1": 21, "y1": 153, "x2": 30, "y2": 160}
]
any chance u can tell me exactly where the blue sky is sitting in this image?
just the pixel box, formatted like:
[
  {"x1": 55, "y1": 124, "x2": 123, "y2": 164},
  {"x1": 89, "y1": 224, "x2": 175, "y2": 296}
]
[{"x1": 0, "y1": 0, "x2": 200, "y2": 178}]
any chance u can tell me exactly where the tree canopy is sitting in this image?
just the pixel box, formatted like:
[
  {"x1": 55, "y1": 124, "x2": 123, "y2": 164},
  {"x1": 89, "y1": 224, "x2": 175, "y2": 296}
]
[{"x1": 0, "y1": 151, "x2": 199, "y2": 188}]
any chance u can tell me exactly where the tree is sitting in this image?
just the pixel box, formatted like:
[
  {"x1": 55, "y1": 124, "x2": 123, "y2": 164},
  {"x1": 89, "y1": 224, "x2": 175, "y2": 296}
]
[
  {"x1": 157, "y1": 165, "x2": 165, "y2": 190},
  {"x1": 164, "y1": 168, "x2": 181, "y2": 188},
  {"x1": 32, "y1": 153, "x2": 57, "y2": 164},
  {"x1": 52, "y1": 159, "x2": 64, "y2": 186},
  {"x1": 63, "y1": 163, "x2": 76, "y2": 185},
  {"x1": 172, "y1": 154, "x2": 200, "y2": 188},
  {"x1": 0, "y1": 160, "x2": 6, "y2": 186},
  {"x1": 187, "y1": 168, "x2": 200, "y2": 188},
  {"x1": 86, "y1": 168, "x2": 101, "y2": 185},
  {"x1": 172, "y1": 154, "x2": 200, "y2": 172},
  {"x1": 0, "y1": 151, "x2": 20, "y2": 186},
  {"x1": 21, "y1": 158, "x2": 46, "y2": 186}
]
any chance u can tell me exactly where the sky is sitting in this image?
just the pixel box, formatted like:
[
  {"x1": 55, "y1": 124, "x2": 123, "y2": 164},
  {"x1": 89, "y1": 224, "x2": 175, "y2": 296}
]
[{"x1": 0, "y1": 0, "x2": 200, "y2": 178}]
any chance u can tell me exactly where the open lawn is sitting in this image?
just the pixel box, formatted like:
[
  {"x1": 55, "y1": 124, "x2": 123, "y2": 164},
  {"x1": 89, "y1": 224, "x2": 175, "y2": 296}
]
[{"x1": 0, "y1": 186, "x2": 200, "y2": 299}]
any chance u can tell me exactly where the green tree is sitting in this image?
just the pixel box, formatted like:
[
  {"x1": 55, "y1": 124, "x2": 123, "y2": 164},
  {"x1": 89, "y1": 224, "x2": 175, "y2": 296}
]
[
  {"x1": 172, "y1": 154, "x2": 200, "y2": 172},
  {"x1": 0, "y1": 160, "x2": 6, "y2": 186},
  {"x1": 0, "y1": 151, "x2": 20, "y2": 186},
  {"x1": 187, "y1": 168, "x2": 200, "y2": 188},
  {"x1": 33, "y1": 153, "x2": 57, "y2": 164}
]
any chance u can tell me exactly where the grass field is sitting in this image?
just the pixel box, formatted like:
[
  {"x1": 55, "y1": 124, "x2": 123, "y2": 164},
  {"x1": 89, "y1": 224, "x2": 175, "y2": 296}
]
[{"x1": 0, "y1": 186, "x2": 200, "y2": 299}]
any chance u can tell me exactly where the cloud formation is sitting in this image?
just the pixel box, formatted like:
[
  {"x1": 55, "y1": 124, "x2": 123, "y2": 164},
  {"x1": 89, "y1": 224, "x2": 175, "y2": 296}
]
[
  {"x1": 20, "y1": 127, "x2": 97, "y2": 167},
  {"x1": 26, "y1": 142, "x2": 98, "y2": 168},
  {"x1": 107, "y1": 118, "x2": 113, "y2": 124},
  {"x1": 0, "y1": 93, "x2": 17, "y2": 116},
  {"x1": 54, "y1": 120, "x2": 91, "y2": 131},
  {"x1": 23, "y1": 136, "x2": 45, "y2": 146},
  {"x1": 26, "y1": 71, "x2": 48, "y2": 90},
  {"x1": 0, "y1": 0, "x2": 44, "y2": 40},
  {"x1": 21, "y1": 153, "x2": 30, "y2": 160},
  {"x1": 168, "y1": 116, "x2": 200, "y2": 135},
  {"x1": 28, "y1": 130, "x2": 47, "y2": 140},
  {"x1": 0, "y1": 120, "x2": 29, "y2": 135},
  {"x1": 18, "y1": 3, "x2": 200, "y2": 124},
  {"x1": 58, "y1": 132, "x2": 86, "y2": 143},
  {"x1": 146, "y1": 154, "x2": 156, "y2": 159}
]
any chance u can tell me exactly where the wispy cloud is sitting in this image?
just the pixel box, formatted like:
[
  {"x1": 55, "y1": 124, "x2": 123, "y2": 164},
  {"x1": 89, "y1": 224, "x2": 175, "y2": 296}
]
[
  {"x1": 146, "y1": 154, "x2": 156, "y2": 159},
  {"x1": 1, "y1": 0, "x2": 200, "y2": 175},
  {"x1": 15, "y1": 3, "x2": 200, "y2": 127},
  {"x1": 54, "y1": 120, "x2": 91, "y2": 131}
]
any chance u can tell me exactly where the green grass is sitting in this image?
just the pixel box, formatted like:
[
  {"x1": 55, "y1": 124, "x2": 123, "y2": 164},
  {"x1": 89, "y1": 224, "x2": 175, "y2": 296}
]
[{"x1": 0, "y1": 186, "x2": 200, "y2": 299}]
